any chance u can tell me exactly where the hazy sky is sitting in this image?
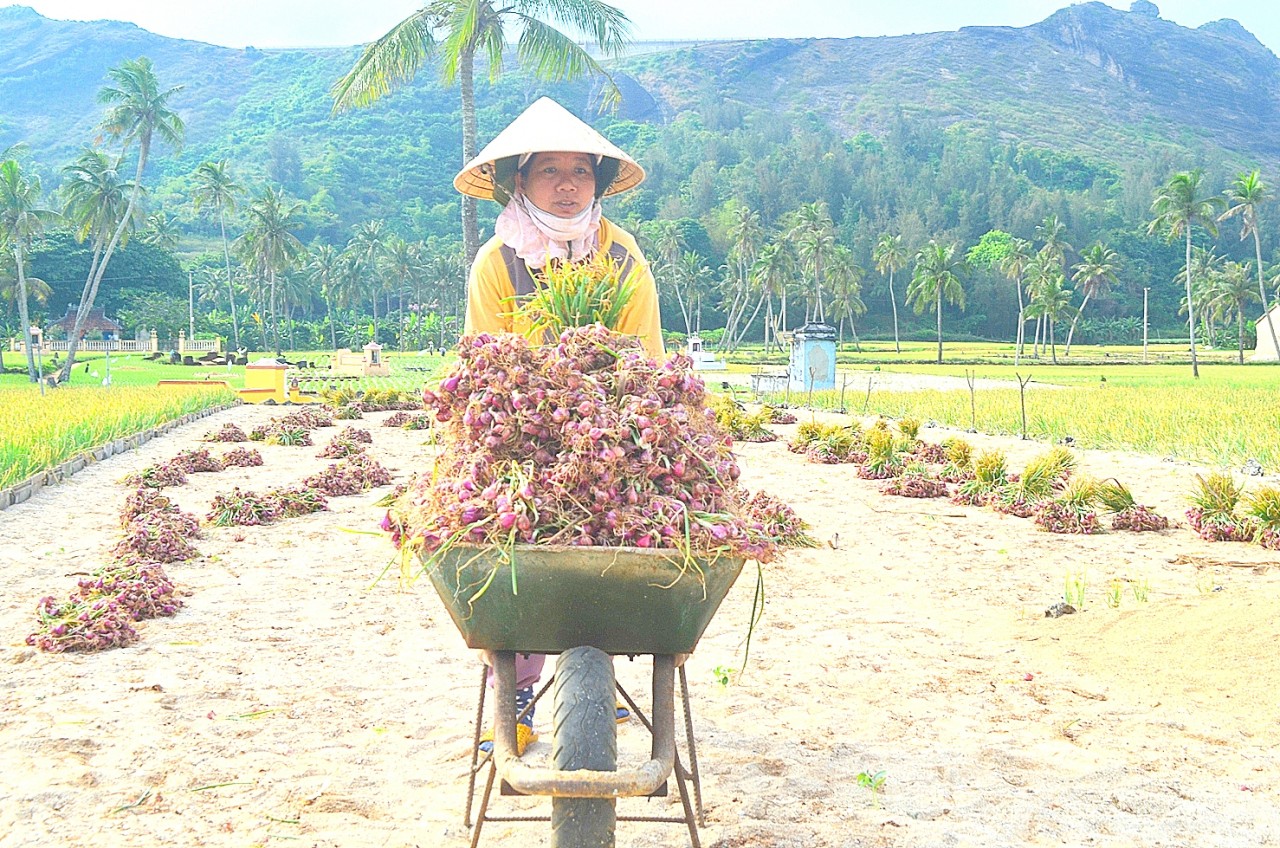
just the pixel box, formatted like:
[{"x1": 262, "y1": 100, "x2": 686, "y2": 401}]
[{"x1": 6, "y1": 1, "x2": 1278, "y2": 55}]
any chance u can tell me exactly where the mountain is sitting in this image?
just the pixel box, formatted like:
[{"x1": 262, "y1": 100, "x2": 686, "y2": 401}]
[
  {"x1": 2, "y1": 2, "x2": 1278, "y2": 344},
  {"x1": 3, "y1": 2, "x2": 1277, "y2": 231},
  {"x1": 621, "y1": 2, "x2": 1280, "y2": 167}
]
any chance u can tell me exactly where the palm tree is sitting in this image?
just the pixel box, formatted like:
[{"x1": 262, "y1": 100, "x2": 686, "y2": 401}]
[
  {"x1": 826, "y1": 244, "x2": 866, "y2": 349},
  {"x1": 1204, "y1": 259, "x2": 1258, "y2": 364},
  {"x1": 384, "y1": 236, "x2": 419, "y2": 350},
  {"x1": 646, "y1": 219, "x2": 684, "y2": 273},
  {"x1": 721, "y1": 204, "x2": 763, "y2": 351},
  {"x1": 672, "y1": 250, "x2": 712, "y2": 336},
  {"x1": 331, "y1": 1, "x2": 632, "y2": 265},
  {"x1": 192, "y1": 160, "x2": 245, "y2": 350},
  {"x1": 0, "y1": 255, "x2": 53, "y2": 319},
  {"x1": 999, "y1": 237, "x2": 1034, "y2": 364},
  {"x1": 751, "y1": 239, "x2": 795, "y2": 353},
  {"x1": 60, "y1": 149, "x2": 135, "y2": 289},
  {"x1": 872, "y1": 233, "x2": 907, "y2": 353},
  {"x1": 1036, "y1": 214, "x2": 1072, "y2": 271},
  {"x1": 305, "y1": 244, "x2": 345, "y2": 350},
  {"x1": 0, "y1": 159, "x2": 60, "y2": 382},
  {"x1": 140, "y1": 210, "x2": 179, "y2": 251},
  {"x1": 1149, "y1": 169, "x2": 1225, "y2": 378},
  {"x1": 1065, "y1": 242, "x2": 1119, "y2": 355},
  {"x1": 906, "y1": 240, "x2": 966, "y2": 365},
  {"x1": 1221, "y1": 170, "x2": 1280, "y2": 361},
  {"x1": 236, "y1": 187, "x2": 304, "y2": 352},
  {"x1": 348, "y1": 219, "x2": 390, "y2": 341},
  {"x1": 790, "y1": 201, "x2": 836, "y2": 324},
  {"x1": 1178, "y1": 247, "x2": 1226, "y2": 346},
  {"x1": 60, "y1": 57, "x2": 184, "y2": 384},
  {"x1": 1025, "y1": 270, "x2": 1075, "y2": 364}
]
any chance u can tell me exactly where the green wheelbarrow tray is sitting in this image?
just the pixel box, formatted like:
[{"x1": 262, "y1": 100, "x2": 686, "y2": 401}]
[{"x1": 423, "y1": 543, "x2": 745, "y2": 655}]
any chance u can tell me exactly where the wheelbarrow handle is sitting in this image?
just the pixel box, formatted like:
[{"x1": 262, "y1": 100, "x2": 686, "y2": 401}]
[{"x1": 492, "y1": 651, "x2": 677, "y2": 799}]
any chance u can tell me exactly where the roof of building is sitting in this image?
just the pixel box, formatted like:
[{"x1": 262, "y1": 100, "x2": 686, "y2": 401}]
[{"x1": 52, "y1": 306, "x2": 122, "y2": 333}]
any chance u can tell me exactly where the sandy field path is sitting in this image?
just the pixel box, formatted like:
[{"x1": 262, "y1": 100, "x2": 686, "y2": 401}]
[{"x1": 2, "y1": 401, "x2": 1278, "y2": 848}]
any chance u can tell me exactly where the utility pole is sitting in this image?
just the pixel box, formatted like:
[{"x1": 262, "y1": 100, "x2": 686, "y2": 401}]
[{"x1": 188, "y1": 269, "x2": 196, "y2": 339}]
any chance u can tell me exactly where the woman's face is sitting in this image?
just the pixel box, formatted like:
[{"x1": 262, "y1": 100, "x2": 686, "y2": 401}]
[{"x1": 517, "y1": 151, "x2": 596, "y2": 218}]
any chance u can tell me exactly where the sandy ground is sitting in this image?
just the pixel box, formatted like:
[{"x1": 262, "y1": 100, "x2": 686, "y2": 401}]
[{"x1": 2, "y1": 390, "x2": 1279, "y2": 848}]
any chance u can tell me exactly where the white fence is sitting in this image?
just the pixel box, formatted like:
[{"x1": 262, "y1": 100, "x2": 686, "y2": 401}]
[{"x1": 9, "y1": 331, "x2": 222, "y2": 355}]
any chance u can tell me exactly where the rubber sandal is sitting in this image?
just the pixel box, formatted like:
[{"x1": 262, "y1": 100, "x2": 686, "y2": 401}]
[
  {"x1": 478, "y1": 723, "x2": 538, "y2": 756},
  {"x1": 616, "y1": 701, "x2": 631, "y2": 723}
]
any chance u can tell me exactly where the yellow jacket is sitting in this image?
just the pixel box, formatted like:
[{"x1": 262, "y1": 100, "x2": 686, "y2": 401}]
[{"x1": 463, "y1": 218, "x2": 665, "y2": 359}]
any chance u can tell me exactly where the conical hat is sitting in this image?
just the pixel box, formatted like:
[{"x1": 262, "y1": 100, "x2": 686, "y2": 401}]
[{"x1": 454, "y1": 97, "x2": 645, "y2": 202}]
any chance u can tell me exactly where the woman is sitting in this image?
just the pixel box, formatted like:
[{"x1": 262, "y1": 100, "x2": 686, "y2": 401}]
[
  {"x1": 458, "y1": 96, "x2": 663, "y2": 359},
  {"x1": 454, "y1": 96, "x2": 663, "y2": 752}
]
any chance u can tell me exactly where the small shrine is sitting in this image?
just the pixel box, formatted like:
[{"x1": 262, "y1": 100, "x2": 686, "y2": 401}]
[{"x1": 685, "y1": 333, "x2": 726, "y2": 371}]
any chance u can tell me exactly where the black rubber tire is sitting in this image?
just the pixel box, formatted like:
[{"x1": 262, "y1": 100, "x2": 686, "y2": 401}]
[{"x1": 551, "y1": 646, "x2": 617, "y2": 848}]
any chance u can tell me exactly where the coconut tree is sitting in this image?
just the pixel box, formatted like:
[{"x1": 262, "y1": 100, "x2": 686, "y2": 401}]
[
  {"x1": 192, "y1": 160, "x2": 245, "y2": 350},
  {"x1": 872, "y1": 232, "x2": 907, "y2": 353},
  {"x1": 826, "y1": 244, "x2": 866, "y2": 350},
  {"x1": 790, "y1": 200, "x2": 836, "y2": 324},
  {"x1": 720, "y1": 204, "x2": 763, "y2": 351},
  {"x1": 59, "y1": 57, "x2": 184, "y2": 385},
  {"x1": 999, "y1": 237, "x2": 1034, "y2": 364},
  {"x1": 1036, "y1": 214, "x2": 1072, "y2": 271},
  {"x1": 671, "y1": 250, "x2": 712, "y2": 336},
  {"x1": 751, "y1": 239, "x2": 795, "y2": 353},
  {"x1": 0, "y1": 257, "x2": 53, "y2": 321},
  {"x1": 1203, "y1": 259, "x2": 1258, "y2": 364},
  {"x1": 236, "y1": 188, "x2": 304, "y2": 352},
  {"x1": 906, "y1": 240, "x2": 967, "y2": 365},
  {"x1": 1149, "y1": 170, "x2": 1225, "y2": 378},
  {"x1": 1065, "y1": 242, "x2": 1118, "y2": 355},
  {"x1": 331, "y1": 0, "x2": 632, "y2": 265},
  {"x1": 1221, "y1": 170, "x2": 1280, "y2": 361},
  {"x1": 305, "y1": 244, "x2": 345, "y2": 350},
  {"x1": 60, "y1": 148, "x2": 136, "y2": 308},
  {"x1": 348, "y1": 219, "x2": 390, "y2": 342},
  {"x1": 384, "y1": 235, "x2": 419, "y2": 350},
  {"x1": 0, "y1": 159, "x2": 60, "y2": 382},
  {"x1": 1177, "y1": 247, "x2": 1227, "y2": 346},
  {"x1": 1025, "y1": 270, "x2": 1075, "y2": 364}
]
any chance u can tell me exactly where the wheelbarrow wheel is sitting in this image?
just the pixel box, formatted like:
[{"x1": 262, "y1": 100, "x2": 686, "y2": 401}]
[{"x1": 551, "y1": 646, "x2": 617, "y2": 848}]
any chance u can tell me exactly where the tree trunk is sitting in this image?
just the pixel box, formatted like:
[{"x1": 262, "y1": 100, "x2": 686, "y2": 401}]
[
  {"x1": 1064, "y1": 291, "x2": 1091, "y2": 356},
  {"x1": 1049, "y1": 319, "x2": 1058, "y2": 364},
  {"x1": 935, "y1": 288, "x2": 943, "y2": 365},
  {"x1": 460, "y1": 48, "x2": 479, "y2": 267},
  {"x1": 1185, "y1": 230, "x2": 1200, "y2": 378},
  {"x1": 60, "y1": 138, "x2": 151, "y2": 384},
  {"x1": 326, "y1": 295, "x2": 337, "y2": 350},
  {"x1": 1238, "y1": 307, "x2": 1245, "y2": 365},
  {"x1": 269, "y1": 268, "x2": 279, "y2": 353},
  {"x1": 734, "y1": 291, "x2": 767, "y2": 352},
  {"x1": 1253, "y1": 230, "x2": 1280, "y2": 361},
  {"x1": 1014, "y1": 275, "x2": 1026, "y2": 361},
  {"x1": 888, "y1": 270, "x2": 900, "y2": 353},
  {"x1": 219, "y1": 210, "x2": 240, "y2": 350},
  {"x1": 14, "y1": 245, "x2": 36, "y2": 382},
  {"x1": 398, "y1": 287, "x2": 406, "y2": 351}
]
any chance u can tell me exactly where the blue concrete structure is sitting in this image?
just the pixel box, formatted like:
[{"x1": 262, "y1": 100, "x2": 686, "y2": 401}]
[{"x1": 789, "y1": 323, "x2": 837, "y2": 391}]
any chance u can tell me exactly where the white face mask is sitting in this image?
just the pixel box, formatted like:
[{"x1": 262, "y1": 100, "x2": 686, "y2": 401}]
[{"x1": 520, "y1": 194, "x2": 598, "y2": 243}]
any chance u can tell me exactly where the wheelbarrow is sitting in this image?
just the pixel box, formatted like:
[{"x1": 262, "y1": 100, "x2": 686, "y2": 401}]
[{"x1": 424, "y1": 543, "x2": 745, "y2": 848}]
